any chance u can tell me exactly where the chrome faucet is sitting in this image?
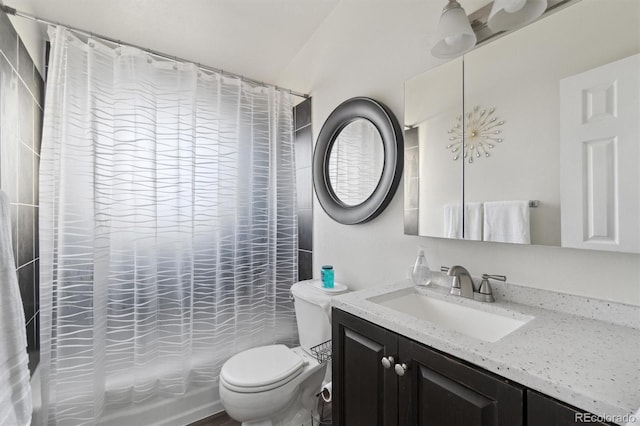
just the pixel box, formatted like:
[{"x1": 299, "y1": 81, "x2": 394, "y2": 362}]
[
  {"x1": 440, "y1": 266, "x2": 506, "y2": 303},
  {"x1": 444, "y1": 265, "x2": 475, "y2": 298}
]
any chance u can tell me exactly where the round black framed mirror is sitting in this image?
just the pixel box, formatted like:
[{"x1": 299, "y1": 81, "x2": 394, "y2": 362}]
[{"x1": 313, "y1": 97, "x2": 404, "y2": 224}]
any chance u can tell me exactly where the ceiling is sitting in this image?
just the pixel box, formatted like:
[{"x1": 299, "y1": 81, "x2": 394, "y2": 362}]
[{"x1": 5, "y1": 0, "x2": 489, "y2": 93}]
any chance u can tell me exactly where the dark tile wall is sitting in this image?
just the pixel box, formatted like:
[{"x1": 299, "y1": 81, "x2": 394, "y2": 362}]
[
  {"x1": 0, "y1": 10, "x2": 44, "y2": 373},
  {"x1": 294, "y1": 99, "x2": 313, "y2": 281}
]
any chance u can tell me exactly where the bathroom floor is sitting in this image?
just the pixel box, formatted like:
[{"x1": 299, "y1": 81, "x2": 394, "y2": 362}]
[
  {"x1": 189, "y1": 412, "x2": 240, "y2": 426},
  {"x1": 187, "y1": 410, "x2": 328, "y2": 426}
]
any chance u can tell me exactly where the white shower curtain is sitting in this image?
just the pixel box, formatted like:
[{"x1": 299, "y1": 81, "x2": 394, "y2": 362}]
[{"x1": 39, "y1": 27, "x2": 298, "y2": 425}]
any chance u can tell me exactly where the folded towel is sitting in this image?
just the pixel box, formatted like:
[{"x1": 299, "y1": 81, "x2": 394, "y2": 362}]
[
  {"x1": 483, "y1": 200, "x2": 531, "y2": 244},
  {"x1": 443, "y1": 204, "x2": 463, "y2": 239},
  {"x1": 0, "y1": 190, "x2": 32, "y2": 426},
  {"x1": 464, "y1": 202, "x2": 483, "y2": 241},
  {"x1": 443, "y1": 203, "x2": 483, "y2": 240}
]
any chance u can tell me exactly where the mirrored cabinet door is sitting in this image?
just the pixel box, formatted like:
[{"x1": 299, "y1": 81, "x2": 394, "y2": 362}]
[
  {"x1": 462, "y1": 0, "x2": 639, "y2": 248},
  {"x1": 404, "y1": 0, "x2": 640, "y2": 253},
  {"x1": 404, "y1": 58, "x2": 463, "y2": 238}
]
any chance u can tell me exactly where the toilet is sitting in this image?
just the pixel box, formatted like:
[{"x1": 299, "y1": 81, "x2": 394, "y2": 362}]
[{"x1": 219, "y1": 280, "x2": 348, "y2": 426}]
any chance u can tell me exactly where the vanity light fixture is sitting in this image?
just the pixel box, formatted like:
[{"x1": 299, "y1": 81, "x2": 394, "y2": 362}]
[
  {"x1": 487, "y1": 0, "x2": 548, "y2": 32},
  {"x1": 431, "y1": 0, "x2": 477, "y2": 59}
]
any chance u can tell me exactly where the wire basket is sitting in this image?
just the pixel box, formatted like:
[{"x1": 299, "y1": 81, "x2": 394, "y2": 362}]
[{"x1": 310, "y1": 339, "x2": 332, "y2": 363}]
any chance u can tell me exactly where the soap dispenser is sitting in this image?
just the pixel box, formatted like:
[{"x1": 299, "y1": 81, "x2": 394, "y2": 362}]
[{"x1": 411, "y1": 249, "x2": 432, "y2": 287}]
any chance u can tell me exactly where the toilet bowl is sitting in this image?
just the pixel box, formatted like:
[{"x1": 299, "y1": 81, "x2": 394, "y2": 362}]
[
  {"x1": 219, "y1": 280, "x2": 348, "y2": 426},
  {"x1": 219, "y1": 346, "x2": 325, "y2": 426}
]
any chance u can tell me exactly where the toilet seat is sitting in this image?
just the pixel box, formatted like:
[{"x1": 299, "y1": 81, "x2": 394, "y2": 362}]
[{"x1": 220, "y1": 344, "x2": 305, "y2": 393}]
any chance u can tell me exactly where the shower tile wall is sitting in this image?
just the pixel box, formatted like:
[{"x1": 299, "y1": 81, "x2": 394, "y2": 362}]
[
  {"x1": 0, "y1": 10, "x2": 44, "y2": 374},
  {"x1": 294, "y1": 99, "x2": 313, "y2": 281}
]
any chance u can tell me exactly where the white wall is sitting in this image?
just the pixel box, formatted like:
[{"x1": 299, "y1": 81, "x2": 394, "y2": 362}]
[{"x1": 278, "y1": 0, "x2": 640, "y2": 306}]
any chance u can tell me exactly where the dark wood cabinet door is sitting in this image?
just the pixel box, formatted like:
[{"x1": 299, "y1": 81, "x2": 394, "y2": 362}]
[
  {"x1": 332, "y1": 309, "x2": 398, "y2": 426},
  {"x1": 527, "y1": 391, "x2": 613, "y2": 426},
  {"x1": 398, "y1": 337, "x2": 524, "y2": 426}
]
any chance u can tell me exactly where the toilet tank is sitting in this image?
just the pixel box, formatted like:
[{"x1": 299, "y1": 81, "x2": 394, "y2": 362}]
[{"x1": 291, "y1": 281, "x2": 346, "y2": 355}]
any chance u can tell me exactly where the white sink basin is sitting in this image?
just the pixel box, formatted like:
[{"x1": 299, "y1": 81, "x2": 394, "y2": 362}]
[{"x1": 368, "y1": 288, "x2": 533, "y2": 342}]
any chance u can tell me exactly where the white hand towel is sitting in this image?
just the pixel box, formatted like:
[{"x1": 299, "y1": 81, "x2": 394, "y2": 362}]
[
  {"x1": 443, "y1": 203, "x2": 483, "y2": 240},
  {"x1": 464, "y1": 202, "x2": 483, "y2": 241},
  {"x1": 443, "y1": 204, "x2": 463, "y2": 239},
  {"x1": 0, "y1": 190, "x2": 32, "y2": 426},
  {"x1": 483, "y1": 200, "x2": 531, "y2": 244}
]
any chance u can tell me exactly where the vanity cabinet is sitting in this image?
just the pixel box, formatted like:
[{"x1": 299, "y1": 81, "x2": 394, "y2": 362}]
[
  {"x1": 332, "y1": 309, "x2": 523, "y2": 425},
  {"x1": 332, "y1": 309, "x2": 616, "y2": 426}
]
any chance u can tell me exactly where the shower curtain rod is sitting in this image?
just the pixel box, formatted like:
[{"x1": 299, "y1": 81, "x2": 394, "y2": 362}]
[{"x1": 0, "y1": 3, "x2": 310, "y2": 99}]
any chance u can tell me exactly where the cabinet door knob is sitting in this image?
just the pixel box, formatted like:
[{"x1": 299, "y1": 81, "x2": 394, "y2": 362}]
[
  {"x1": 381, "y1": 356, "x2": 395, "y2": 369},
  {"x1": 394, "y1": 363, "x2": 408, "y2": 376}
]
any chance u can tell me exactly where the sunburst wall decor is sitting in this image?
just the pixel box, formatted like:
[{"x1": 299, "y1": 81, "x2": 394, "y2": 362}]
[{"x1": 446, "y1": 106, "x2": 505, "y2": 163}]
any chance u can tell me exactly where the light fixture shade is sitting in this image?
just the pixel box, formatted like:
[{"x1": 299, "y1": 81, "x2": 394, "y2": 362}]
[
  {"x1": 487, "y1": 0, "x2": 548, "y2": 32},
  {"x1": 431, "y1": 0, "x2": 477, "y2": 59}
]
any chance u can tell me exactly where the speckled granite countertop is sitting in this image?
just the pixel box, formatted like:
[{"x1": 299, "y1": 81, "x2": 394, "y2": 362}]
[{"x1": 332, "y1": 279, "x2": 640, "y2": 425}]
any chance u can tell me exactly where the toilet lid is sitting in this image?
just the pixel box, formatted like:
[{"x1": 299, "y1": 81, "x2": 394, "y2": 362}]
[{"x1": 220, "y1": 345, "x2": 304, "y2": 390}]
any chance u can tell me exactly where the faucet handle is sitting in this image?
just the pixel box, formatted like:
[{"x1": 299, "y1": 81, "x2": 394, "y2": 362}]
[
  {"x1": 476, "y1": 274, "x2": 506, "y2": 303},
  {"x1": 481, "y1": 274, "x2": 507, "y2": 282},
  {"x1": 441, "y1": 265, "x2": 462, "y2": 294}
]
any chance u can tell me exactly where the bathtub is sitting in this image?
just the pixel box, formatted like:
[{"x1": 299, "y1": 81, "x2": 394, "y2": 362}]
[{"x1": 30, "y1": 365, "x2": 224, "y2": 426}]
